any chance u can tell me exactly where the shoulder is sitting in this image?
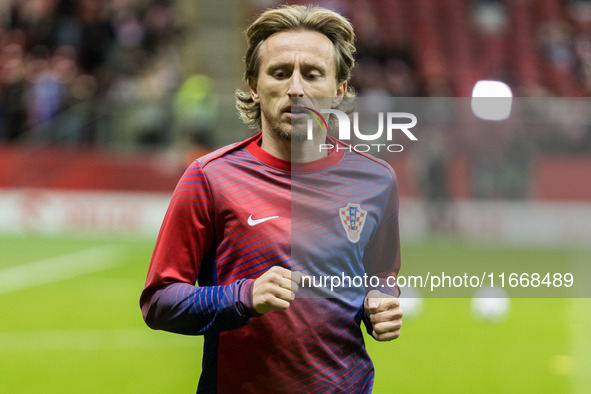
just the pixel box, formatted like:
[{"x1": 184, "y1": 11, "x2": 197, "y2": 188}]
[
  {"x1": 332, "y1": 138, "x2": 398, "y2": 183},
  {"x1": 174, "y1": 135, "x2": 259, "y2": 186},
  {"x1": 198, "y1": 138, "x2": 253, "y2": 167},
  {"x1": 184, "y1": 133, "x2": 260, "y2": 172}
]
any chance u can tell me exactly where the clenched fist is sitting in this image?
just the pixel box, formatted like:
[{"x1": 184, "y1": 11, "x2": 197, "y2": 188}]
[
  {"x1": 364, "y1": 290, "x2": 403, "y2": 341},
  {"x1": 253, "y1": 266, "x2": 302, "y2": 315}
]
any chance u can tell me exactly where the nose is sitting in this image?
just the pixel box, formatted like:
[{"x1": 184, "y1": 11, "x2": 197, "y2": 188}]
[{"x1": 287, "y1": 73, "x2": 305, "y2": 97}]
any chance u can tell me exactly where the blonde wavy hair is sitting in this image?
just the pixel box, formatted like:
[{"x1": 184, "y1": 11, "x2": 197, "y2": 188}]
[{"x1": 235, "y1": 4, "x2": 357, "y2": 129}]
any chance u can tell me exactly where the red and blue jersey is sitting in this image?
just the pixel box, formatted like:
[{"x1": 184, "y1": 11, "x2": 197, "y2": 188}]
[{"x1": 140, "y1": 133, "x2": 401, "y2": 393}]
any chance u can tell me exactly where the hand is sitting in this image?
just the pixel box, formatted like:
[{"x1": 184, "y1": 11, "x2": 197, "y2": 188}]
[
  {"x1": 364, "y1": 290, "x2": 403, "y2": 341},
  {"x1": 252, "y1": 266, "x2": 302, "y2": 315}
]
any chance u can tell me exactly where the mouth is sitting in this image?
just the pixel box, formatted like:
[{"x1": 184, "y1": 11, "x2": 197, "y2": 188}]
[
  {"x1": 283, "y1": 105, "x2": 304, "y2": 113},
  {"x1": 283, "y1": 105, "x2": 307, "y2": 119}
]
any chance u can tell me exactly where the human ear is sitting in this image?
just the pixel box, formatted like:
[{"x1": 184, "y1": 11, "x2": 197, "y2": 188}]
[
  {"x1": 249, "y1": 77, "x2": 260, "y2": 103},
  {"x1": 332, "y1": 81, "x2": 347, "y2": 107}
]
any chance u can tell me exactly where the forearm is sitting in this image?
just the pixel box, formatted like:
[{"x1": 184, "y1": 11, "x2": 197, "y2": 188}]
[{"x1": 141, "y1": 279, "x2": 257, "y2": 335}]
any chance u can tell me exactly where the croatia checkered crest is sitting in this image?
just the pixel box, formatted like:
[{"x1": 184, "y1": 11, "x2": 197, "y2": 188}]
[{"x1": 338, "y1": 203, "x2": 367, "y2": 243}]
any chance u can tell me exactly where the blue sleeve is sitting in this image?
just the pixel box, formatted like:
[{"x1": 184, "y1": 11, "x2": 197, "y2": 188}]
[{"x1": 142, "y1": 279, "x2": 258, "y2": 335}]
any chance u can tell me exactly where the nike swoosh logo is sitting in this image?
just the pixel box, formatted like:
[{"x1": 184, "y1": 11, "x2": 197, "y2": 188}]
[{"x1": 248, "y1": 215, "x2": 279, "y2": 226}]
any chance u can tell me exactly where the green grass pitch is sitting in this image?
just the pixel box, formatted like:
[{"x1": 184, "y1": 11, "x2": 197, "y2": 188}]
[{"x1": 0, "y1": 235, "x2": 589, "y2": 393}]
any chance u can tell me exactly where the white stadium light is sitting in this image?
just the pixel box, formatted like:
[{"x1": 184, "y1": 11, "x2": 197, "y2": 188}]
[
  {"x1": 471, "y1": 80, "x2": 513, "y2": 121},
  {"x1": 398, "y1": 287, "x2": 423, "y2": 319},
  {"x1": 471, "y1": 287, "x2": 511, "y2": 323}
]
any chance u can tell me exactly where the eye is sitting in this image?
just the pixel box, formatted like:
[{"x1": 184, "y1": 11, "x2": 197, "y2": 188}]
[
  {"x1": 304, "y1": 70, "x2": 323, "y2": 80},
  {"x1": 272, "y1": 70, "x2": 288, "y2": 79}
]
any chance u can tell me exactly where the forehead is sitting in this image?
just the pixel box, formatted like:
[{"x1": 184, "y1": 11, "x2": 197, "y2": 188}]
[{"x1": 259, "y1": 30, "x2": 336, "y2": 70}]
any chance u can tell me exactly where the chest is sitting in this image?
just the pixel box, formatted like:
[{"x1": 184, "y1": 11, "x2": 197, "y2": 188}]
[{"x1": 209, "y1": 169, "x2": 386, "y2": 283}]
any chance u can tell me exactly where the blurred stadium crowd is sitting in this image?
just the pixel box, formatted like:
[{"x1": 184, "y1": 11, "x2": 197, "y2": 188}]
[
  {"x1": 0, "y1": 0, "x2": 590, "y2": 154},
  {"x1": 0, "y1": 0, "x2": 186, "y2": 147},
  {"x1": 324, "y1": 0, "x2": 591, "y2": 98}
]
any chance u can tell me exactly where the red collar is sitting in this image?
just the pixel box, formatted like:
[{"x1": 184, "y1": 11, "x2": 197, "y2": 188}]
[{"x1": 245, "y1": 133, "x2": 344, "y2": 173}]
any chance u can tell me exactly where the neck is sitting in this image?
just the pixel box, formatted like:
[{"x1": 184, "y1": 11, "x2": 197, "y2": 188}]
[{"x1": 260, "y1": 130, "x2": 328, "y2": 163}]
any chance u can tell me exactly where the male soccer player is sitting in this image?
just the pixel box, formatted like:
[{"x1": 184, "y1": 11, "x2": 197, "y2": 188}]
[{"x1": 140, "y1": 5, "x2": 403, "y2": 393}]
